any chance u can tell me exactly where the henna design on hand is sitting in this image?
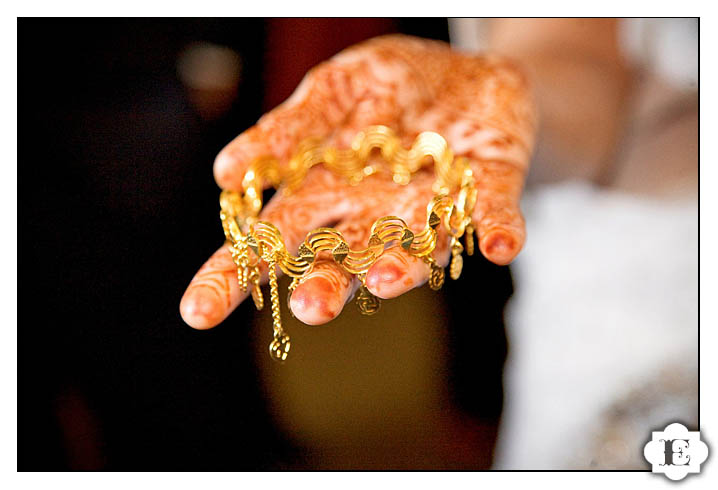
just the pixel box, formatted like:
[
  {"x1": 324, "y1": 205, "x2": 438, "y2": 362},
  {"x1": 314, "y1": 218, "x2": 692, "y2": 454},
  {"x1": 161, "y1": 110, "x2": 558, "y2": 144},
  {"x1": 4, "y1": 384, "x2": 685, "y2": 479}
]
[{"x1": 181, "y1": 34, "x2": 536, "y2": 330}]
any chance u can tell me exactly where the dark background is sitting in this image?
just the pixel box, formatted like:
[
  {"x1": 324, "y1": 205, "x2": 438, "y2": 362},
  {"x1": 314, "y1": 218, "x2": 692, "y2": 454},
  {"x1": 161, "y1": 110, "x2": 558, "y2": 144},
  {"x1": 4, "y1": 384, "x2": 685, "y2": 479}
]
[{"x1": 18, "y1": 18, "x2": 511, "y2": 470}]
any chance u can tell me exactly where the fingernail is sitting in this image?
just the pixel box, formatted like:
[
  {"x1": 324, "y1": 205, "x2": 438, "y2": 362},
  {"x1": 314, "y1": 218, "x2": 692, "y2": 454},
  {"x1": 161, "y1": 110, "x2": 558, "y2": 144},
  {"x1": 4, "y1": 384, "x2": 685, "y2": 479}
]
[{"x1": 481, "y1": 229, "x2": 519, "y2": 265}]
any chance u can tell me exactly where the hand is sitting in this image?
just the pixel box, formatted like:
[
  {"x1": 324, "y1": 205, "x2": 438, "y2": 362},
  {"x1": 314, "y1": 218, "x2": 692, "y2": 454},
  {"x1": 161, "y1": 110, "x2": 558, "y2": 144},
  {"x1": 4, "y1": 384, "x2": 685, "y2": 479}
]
[{"x1": 180, "y1": 34, "x2": 536, "y2": 329}]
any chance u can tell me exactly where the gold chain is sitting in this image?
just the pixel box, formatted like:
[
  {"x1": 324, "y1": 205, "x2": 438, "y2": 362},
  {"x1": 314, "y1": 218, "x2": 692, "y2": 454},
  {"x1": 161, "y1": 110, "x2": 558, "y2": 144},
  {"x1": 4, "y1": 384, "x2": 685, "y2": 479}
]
[{"x1": 219, "y1": 126, "x2": 477, "y2": 362}]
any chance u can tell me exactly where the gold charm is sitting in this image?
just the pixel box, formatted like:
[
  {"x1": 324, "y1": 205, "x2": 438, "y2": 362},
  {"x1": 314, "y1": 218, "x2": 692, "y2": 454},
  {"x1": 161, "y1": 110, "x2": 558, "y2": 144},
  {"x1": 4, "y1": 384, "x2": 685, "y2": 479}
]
[
  {"x1": 465, "y1": 223, "x2": 475, "y2": 256},
  {"x1": 248, "y1": 267, "x2": 263, "y2": 310},
  {"x1": 269, "y1": 333, "x2": 291, "y2": 362},
  {"x1": 286, "y1": 276, "x2": 301, "y2": 318},
  {"x1": 428, "y1": 210, "x2": 441, "y2": 229},
  {"x1": 297, "y1": 243, "x2": 315, "y2": 263},
  {"x1": 332, "y1": 241, "x2": 349, "y2": 264},
  {"x1": 229, "y1": 242, "x2": 249, "y2": 293},
  {"x1": 251, "y1": 284, "x2": 263, "y2": 310},
  {"x1": 450, "y1": 254, "x2": 463, "y2": 281},
  {"x1": 356, "y1": 285, "x2": 381, "y2": 315},
  {"x1": 237, "y1": 266, "x2": 248, "y2": 293},
  {"x1": 400, "y1": 229, "x2": 415, "y2": 250},
  {"x1": 425, "y1": 256, "x2": 445, "y2": 290},
  {"x1": 267, "y1": 257, "x2": 290, "y2": 362},
  {"x1": 356, "y1": 274, "x2": 381, "y2": 315},
  {"x1": 449, "y1": 238, "x2": 464, "y2": 280}
]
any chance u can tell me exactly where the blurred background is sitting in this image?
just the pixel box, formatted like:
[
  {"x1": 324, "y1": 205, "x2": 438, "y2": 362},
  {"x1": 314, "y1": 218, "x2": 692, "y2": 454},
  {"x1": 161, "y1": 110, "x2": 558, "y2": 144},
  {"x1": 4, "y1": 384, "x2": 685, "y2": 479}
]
[{"x1": 18, "y1": 18, "x2": 698, "y2": 471}]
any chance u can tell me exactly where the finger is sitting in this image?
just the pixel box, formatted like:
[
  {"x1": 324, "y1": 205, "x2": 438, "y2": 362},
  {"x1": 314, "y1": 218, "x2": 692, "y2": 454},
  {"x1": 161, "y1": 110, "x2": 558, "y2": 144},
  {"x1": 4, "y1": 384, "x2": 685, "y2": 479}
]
[
  {"x1": 410, "y1": 104, "x2": 529, "y2": 267},
  {"x1": 476, "y1": 206, "x2": 525, "y2": 266},
  {"x1": 214, "y1": 60, "x2": 362, "y2": 190},
  {"x1": 365, "y1": 233, "x2": 451, "y2": 299},
  {"x1": 288, "y1": 260, "x2": 357, "y2": 326},
  {"x1": 364, "y1": 174, "x2": 451, "y2": 299},
  {"x1": 181, "y1": 169, "x2": 352, "y2": 330},
  {"x1": 288, "y1": 212, "x2": 376, "y2": 325},
  {"x1": 471, "y1": 160, "x2": 527, "y2": 265},
  {"x1": 398, "y1": 49, "x2": 534, "y2": 266},
  {"x1": 287, "y1": 170, "x2": 433, "y2": 322},
  {"x1": 180, "y1": 245, "x2": 248, "y2": 330}
]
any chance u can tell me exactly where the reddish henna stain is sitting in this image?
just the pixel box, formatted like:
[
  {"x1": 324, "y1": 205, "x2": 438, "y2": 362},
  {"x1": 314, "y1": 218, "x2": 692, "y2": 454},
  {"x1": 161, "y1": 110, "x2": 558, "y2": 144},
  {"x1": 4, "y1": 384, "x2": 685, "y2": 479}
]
[
  {"x1": 190, "y1": 272, "x2": 233, "y2": 311},
  {"x1": 290, "y1": 276, "x2": 339, "y2": 325},
  {"x1": 482, "y1": 229, "x2": 518, "y2": 265},
  {"x1": 366, "y1": 260, "x2": 405, "y2": 290}
]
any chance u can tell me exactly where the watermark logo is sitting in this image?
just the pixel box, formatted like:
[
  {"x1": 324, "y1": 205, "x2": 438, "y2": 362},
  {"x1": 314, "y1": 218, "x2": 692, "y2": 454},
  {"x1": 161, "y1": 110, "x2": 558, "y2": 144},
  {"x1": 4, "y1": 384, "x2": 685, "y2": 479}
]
[{"x1": 643, "y1": 423, "x2": 708, "y2": 481}]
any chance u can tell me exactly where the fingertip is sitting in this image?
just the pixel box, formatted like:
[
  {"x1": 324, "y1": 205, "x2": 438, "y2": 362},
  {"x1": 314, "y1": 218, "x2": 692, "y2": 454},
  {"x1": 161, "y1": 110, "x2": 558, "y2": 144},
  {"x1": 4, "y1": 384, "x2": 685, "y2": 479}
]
[
  {"x1": 289, "y1": 276, "x2": 343, "y2": 326},
  {"x1": 365, "y1": 249, "x2": 421, "y2": 299},
  {"x1": 365, "y1": 259, "x2": 404, "y2": 289},
  {"x1": 180, "y1": 286, "x2": 225, "y2": 330},
  {"x1": 479, "y1": 227, "x2": 523, "y2": 266},
  {"x1": 213, "y1": 149, "x2": 241, "y2": 190}
]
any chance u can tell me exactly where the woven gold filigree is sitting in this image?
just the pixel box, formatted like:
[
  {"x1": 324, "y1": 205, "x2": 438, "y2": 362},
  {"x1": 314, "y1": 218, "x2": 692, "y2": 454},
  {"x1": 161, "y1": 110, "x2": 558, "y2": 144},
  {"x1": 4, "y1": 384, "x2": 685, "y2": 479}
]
[{"x1": 219, "y1": 125, "x2": 478, "y2": 361}]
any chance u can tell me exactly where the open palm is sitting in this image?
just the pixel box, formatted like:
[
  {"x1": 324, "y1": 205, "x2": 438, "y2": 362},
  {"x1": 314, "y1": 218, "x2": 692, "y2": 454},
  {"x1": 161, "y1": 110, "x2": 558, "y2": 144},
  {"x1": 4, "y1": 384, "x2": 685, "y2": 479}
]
[{"x1": 180, "y1": 34, "x2": 536, "y2": 329}]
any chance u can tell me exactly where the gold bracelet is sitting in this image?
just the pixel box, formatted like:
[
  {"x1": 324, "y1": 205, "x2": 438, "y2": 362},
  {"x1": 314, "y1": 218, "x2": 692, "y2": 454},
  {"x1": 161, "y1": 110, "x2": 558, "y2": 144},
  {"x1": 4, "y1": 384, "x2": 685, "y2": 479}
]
[{"x1": 219, "y1": 125, "x2": 478, "y2": 362}]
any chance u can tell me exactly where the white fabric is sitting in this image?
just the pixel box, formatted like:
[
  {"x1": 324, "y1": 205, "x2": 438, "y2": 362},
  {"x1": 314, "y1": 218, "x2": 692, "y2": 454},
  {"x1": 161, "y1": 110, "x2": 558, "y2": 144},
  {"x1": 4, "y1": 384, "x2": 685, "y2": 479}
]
[
  {"x1": 619, "y1": 18, "x2": 698, "y2": 90},
  {"x1": 493, "y1": 182, "x2": 698, "y2": 469}
]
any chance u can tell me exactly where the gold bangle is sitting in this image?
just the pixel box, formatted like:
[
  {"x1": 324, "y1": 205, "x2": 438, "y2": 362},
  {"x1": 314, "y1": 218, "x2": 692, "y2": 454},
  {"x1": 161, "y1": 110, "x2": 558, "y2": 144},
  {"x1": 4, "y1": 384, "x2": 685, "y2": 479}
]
[{"x1": 219, "y1": 125, "x2": 478, "y2": 362}]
